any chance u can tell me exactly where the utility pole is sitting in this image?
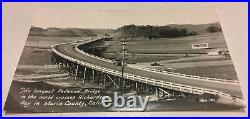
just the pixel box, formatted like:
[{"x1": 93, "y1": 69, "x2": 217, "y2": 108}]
[
  {"x1": 121, "y1": 38, "x2": 127, "y2": 79},
  {"x1": 119, "y1": 34, "x2": 130, "y2": 90}
]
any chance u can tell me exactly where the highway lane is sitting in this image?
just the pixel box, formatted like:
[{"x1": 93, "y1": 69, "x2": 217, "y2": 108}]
[{"x1": 54, "y1": 41, "x2": 243, "y2": 98}]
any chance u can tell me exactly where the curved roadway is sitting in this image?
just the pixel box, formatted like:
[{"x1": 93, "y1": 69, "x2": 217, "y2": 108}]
[{"x1": 54, "y1": 39, "x2": 243, "y2": 98}]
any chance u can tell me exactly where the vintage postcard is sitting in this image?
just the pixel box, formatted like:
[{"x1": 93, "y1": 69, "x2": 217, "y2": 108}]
[{"x1": 3, "y1": 6, "x2": 246, "y2": 115}]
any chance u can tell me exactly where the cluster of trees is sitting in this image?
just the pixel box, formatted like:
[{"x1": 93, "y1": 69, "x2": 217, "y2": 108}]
[
  {"x1": 206, "y1": 25, "x2": 222, "y2": 33},
  {"x1": 116, "y1": 24, "x2": 197, "y2": 39}
]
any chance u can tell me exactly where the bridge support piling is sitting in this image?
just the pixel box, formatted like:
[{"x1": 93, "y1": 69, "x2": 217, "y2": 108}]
[
  {"x1": 92, "y1": 69, "x2": 95, "y2": 84},
  {"x1": 137, "y1": 82, "x2": 141, "y2": 94},
  {"x1": 132, "y1": 81, "x2": 136, "y2": 91},
  {"x1": 103, "y1": 73, "x2": 106, "y2": 88},
  {"x1": 63, "y1": 61, "x2": 68, "y2": 73},
  {"x1": 136, "y1": 82, "x2": 138, "y2": 94},
  {"x1": 71, "y1": 63, "x2": 75, "y2": 77},
  {"x1": 100, "y1": 72, "x2": 104, "y2": 86},
  {"x1": 63, "y1": 61, "x2": 67, "y2": 69},
  {"x1": 58, "y1": 63, "x2": 61, "y2": 70},
  {"x1": 141, "y1": 83, "x2": 145, "y2": 93},
  {"x1": 119, "y1": 78, "x2": 122, "y2": 90},
  {"x1": 113, "y1": 76, "x2": 116, "y2": 88},
  {"x1": 128, "y1": 80, "x2": 131, "y2": 90},
  {"x1": 83, "y1": 67, "x2": 86, "y2": 83},
  {"x1": 156, "y1": 87, "x2": 159, "y2": 98},
  {"x1": 61, "y1": 61, "x2": 64, "y2": 69},
  {"x1": 75, "y1": 65, "x2": 79, "y2": 80},
  {"x1": 97, "y1": 71, "x2": 100, "y2": 86},
  {"x1": 68, "y1": 63, "x2": 71, "y2": 76},
  {"x1": 123, "y1": 78, "x2": 126, "y2": 90},
  {"x1": 66, "y1": 62, "x2": 70, "y2": 70}
]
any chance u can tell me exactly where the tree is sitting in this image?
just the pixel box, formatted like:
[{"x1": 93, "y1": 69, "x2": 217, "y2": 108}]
[
  {"x1": 206, "y1": 25, "x2": 222, "y2": 33},
  {"x1": 117, "y1": 24, "x2": 192, "y2": 39},
  {"x1": 188, "y1": 31, "x2": 197, "y2": 36}
]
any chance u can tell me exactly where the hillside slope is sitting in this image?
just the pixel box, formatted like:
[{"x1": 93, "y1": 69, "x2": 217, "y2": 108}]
[{"x1": 29, "y1": 26, "x2": 115, "y2": 37}]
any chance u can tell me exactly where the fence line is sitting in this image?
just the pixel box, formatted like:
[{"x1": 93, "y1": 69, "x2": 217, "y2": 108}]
[{"x1": 75, "y1": 44, "x2": 115, "y2": 64}]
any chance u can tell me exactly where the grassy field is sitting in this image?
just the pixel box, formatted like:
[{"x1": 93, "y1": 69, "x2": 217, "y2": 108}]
[
  {"x1": 133, "y1": 60, "x2": 238, "y2": 80},
  {"x1": 174, "y1": 65, "x2": 238, "y2": 80},
  {"x1": 15, "y1": 36, "x2": 88, "y2": 82},
  {"x1": 103, "y1": 32, "x2": 227, "y2": 54},
  {"x1": 26, "y1": 36, "x2": 86, "y2": 48},
  {"x1": 18, "y1": 47, "x2": 53, "y2": 65},
  {"x1": 151, "y1": 55, "x2": 230, "y2": 64},
  {"x1": 99, "y1": 32, "x2": 238, "y2": 80},
  {"x1": 18, "y1": 36, "x2": 87, "y2": 65}
]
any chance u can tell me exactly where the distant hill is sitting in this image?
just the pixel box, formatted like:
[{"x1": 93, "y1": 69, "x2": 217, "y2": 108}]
[
  {"x1": 29, "y1": 22, "x2": 221, "y2": 37},
  {"x1": 114, "y1": 22, "x2": 222, "y2": 39},
  {"x1": 29, "y1": 26, "x2": 115, "y2": 37}
]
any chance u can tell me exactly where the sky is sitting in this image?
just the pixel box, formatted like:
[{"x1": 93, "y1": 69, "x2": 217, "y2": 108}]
[{"x1": 32, "y1": 7, "x2": 219, "y2": 29}]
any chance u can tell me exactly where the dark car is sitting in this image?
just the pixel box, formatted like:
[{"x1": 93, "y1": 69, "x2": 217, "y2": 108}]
[{"x1": 151, "y1": 63, "x2": 163, "y2": 66}]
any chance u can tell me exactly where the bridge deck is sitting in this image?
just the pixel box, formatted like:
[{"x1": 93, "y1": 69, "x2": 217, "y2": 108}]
[{"x1": 54, "y1": 40, "x2": 243, "y2": 98}]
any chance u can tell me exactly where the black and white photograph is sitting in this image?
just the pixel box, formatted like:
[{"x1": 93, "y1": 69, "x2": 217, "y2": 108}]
[{"x1": 2, "y1": 4, "x2": 247, "y2": 115}]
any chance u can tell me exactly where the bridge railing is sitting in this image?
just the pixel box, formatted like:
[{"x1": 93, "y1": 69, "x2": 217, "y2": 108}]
[
  {"x1": 75, "y1": 45, "x2": 115, "y2": 64},
  {"x1": 128, "y1": 65, "x2": 240, "y2": 85},
  {"x1": 72, "y1": 39, "x2": 117, "y2": 64},
  {"x1": 52, "y1": 45, "x2": 238, "y2": 100}
]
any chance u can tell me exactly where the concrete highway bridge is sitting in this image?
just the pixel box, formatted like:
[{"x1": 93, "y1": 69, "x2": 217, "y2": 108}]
[{"x1": 51, "y1": 37, "x2": 244, "y2": 104}]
